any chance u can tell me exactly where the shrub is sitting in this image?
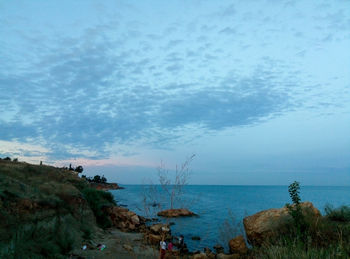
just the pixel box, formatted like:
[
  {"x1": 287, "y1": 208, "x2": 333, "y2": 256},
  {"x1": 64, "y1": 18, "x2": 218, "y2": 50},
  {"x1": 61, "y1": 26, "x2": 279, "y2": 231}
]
[
  {"x1": 286, "y1": 181, "x2": 308, "y2": 237},
  {"x1": 82, "y1": 188, "x2": 115, "y2": 228},
  {"x1": 325, "y1": 205, "x2": 350, "y2": 223}
]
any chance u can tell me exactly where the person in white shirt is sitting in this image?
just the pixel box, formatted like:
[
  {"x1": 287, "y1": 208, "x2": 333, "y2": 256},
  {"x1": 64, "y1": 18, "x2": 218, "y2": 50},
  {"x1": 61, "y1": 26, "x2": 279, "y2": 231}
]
[{"x1": 159, "y1": 238, "x2": 166, "y2": 259}]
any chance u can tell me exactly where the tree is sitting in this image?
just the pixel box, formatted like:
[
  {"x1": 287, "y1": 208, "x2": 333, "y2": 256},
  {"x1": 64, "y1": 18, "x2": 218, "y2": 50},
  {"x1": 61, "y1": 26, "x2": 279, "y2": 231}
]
[
  {"x1": 157, "y1": 154, "x2": 195, "y2": 210},
  {"x1": 75, "y1": 165, "x2": 84, "y2": 173},
  {"x1": 93, "y1": 175, "x2": 101, "y2": 183},
  {"x1": 101, "y1": 175, "x2": 107, "y2": 183}
]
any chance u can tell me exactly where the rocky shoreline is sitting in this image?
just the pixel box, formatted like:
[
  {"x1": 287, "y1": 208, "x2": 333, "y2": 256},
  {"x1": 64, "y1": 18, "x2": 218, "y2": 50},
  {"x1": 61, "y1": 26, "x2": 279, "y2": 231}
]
[
  {"x1": 89, "y1": 182, "x2": 124, "y2": 191},
  {"x1": 81, "y1": 195, "x2": 321, "y2": 259},
  {"x1": 0, "y1": 160, "x2": 337, "y2": 258}
]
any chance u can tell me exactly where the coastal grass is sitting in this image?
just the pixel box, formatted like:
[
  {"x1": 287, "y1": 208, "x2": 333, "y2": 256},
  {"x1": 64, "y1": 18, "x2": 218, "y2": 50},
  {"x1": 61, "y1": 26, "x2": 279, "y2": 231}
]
[
  {"x1": 249, "y1": 181, "x2": 350, "y2": 259},
  {"x1": 249, "y1": 212, "x2": 350, "y2": 258},
  {"x1": 0, "y1": 159, "x2": 116, "y2": 258}
]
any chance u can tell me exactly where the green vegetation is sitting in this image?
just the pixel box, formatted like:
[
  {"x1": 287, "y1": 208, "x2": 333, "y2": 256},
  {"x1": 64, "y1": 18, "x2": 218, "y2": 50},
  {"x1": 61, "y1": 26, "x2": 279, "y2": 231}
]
[
  {"x1": 0, "y1": 159, "x2": 116, "y2": 258},
  {"x1": 251, "y1": 181, "x2": 350, "y2": 259},
  {"x1": 325, "y1": 204, "x2": 350, "y2": 222},
  {"x1": 82, "y1": 174, "x2": 108, "y2": 183},
  {"x1": 81, "y1": 187, "x2": 114, "y2": 228}
]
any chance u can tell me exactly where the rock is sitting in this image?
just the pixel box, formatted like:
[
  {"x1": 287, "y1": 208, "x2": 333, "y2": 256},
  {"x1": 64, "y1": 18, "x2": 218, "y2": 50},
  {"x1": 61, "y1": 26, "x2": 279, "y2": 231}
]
[
  {"x1": 90, "y1": 182, "x2": 124, "y2": 190},
  {"x1": 213, "y1": 244, "x2": 224, "y2": 254},
  {"x1": 157, "y1": 208, "x2": 197, "y2": 217},
  {"x1": 243, "y1": 201, "x2": 321, "y2": 246},
  {"x1": 122, "y1": 244, "x2": 133, "y2": 252},
  {"x1": 192, "y1": 236, "x2": 201, "y2": 240},
  {"x1": 203, "y1": 247, "x2": 212, "y2": 254},
  {"x1": 216, "y1": 253, "x2": 240, "y2": 259},
  {"x1": 193, "y1": 253, "x2": 208, "y2": 259},
  {"x1": 202, "y1": 247, "x2": 215, "y2": 259},
  {"x1": 229, "y1": 235, "x2": 248, "y2": 255},
  {"x1": 104, "y1": 206, "x2": 145, "y2": 232},
  {"x1": 145, "y1": 233, "x2": 162, "y2": 245},
  {"x1": 150, "y1": 223, "x2": 170, "y2": 234}
]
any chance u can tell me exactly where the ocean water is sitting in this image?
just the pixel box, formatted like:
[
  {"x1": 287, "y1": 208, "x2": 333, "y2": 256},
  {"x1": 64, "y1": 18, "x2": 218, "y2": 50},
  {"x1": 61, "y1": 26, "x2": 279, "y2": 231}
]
[{"x1": 110, "y1": 185, "x2": 350, "y2": 252}]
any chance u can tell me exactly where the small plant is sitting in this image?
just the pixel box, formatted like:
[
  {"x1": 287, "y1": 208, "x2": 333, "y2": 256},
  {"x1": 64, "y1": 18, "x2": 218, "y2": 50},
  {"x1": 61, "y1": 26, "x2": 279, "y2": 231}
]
[
  {"x1": 286, "y1": 181, "x2": 308, "y2": 241},
  {"x1": 288, "y1": 181, "x2": 301, "y2": 205}
]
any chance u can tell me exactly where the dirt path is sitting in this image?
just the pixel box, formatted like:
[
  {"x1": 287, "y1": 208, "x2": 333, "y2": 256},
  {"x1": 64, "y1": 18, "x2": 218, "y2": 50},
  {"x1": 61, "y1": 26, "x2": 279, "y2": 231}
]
[{"x1": 71, "y1": 228, "x2": 159, "y2": 259}]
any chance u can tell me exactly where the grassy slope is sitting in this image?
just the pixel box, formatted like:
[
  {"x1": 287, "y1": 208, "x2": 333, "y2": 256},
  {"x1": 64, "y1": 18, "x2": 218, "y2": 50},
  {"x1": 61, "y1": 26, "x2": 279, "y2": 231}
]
[{"x1": 0, "y1": 159, "x2": 116, "y2": 259}]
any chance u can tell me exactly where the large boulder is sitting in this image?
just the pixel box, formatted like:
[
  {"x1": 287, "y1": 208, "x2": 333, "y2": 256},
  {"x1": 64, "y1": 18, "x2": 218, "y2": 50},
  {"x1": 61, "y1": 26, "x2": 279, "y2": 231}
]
[
  {"x1": 145, "y1": 233, "x2": 162, "y2": 245},
  {"x1": 104, "y1": 206, "x2": 144, "y2": 232},
  {"x1": 228, "y1": 235, "x2": 247, "y2": 255},
  {"x1": 157, "y1": 208, "x2": 196, "y2": 217},
  {"x1": 149, "y1": 223, "x2": 170, "y2": 235},
  {"x1": 243, "y1": 201, "x2": 321, "y2": 246}
]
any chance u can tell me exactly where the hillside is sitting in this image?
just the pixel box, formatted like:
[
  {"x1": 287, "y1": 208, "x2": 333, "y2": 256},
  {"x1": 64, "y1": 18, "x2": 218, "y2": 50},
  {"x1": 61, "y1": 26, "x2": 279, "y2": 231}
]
[{"x1": 0, "y1": 159, "x2": 116, "y2": 258}]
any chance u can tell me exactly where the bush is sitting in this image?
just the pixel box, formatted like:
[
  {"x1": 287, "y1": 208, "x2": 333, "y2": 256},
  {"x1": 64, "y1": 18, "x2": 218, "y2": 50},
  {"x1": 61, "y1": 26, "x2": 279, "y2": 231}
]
[
  {"x1": 82, "y1": 188, "x2": 115, "y2": 228},
  {"x1": 325, "y1": 205, "x2": 350, "y2": 223}
]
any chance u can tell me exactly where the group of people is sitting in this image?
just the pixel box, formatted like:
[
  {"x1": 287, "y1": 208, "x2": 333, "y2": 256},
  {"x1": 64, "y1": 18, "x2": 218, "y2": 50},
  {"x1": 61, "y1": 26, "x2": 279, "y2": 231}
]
[{"x1": 159, "y1": 235, "x2": 185, "y2": 259}]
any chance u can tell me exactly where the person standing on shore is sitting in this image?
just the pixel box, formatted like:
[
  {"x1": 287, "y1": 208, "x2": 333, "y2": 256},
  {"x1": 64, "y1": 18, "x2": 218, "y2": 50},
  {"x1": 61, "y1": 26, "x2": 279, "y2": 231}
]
[
  {"x1": 159, "y1": 236, "x2": 166, "y2": 259},
  {"x1": 178, "y1": 235, "x2": 184, "y2": 254}
]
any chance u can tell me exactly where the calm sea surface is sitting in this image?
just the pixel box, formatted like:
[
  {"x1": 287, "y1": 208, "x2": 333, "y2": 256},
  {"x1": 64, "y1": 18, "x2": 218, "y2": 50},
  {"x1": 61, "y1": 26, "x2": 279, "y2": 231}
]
[{"x1": 110, "y1": 185, "x2": 350, "y2": 251}]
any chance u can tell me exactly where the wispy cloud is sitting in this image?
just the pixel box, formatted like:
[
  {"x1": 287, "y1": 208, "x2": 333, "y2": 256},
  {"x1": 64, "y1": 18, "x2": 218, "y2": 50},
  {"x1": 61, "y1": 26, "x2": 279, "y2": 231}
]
[{"x1": 0, "y1": 0, "x2": 349, "y2": 163}]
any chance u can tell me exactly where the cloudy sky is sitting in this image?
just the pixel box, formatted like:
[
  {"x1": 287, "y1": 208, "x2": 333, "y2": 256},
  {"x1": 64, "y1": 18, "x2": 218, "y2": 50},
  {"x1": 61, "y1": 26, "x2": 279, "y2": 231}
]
[{"x1": 1, "y1": 0, "x2": 349, "y2": 185}]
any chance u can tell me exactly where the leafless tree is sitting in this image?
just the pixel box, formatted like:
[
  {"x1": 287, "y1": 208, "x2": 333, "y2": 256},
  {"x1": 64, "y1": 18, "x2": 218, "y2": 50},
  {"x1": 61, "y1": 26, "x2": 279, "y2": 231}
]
[{"x1": 158, "y1": 154, "x2": 195, "y2": 210}]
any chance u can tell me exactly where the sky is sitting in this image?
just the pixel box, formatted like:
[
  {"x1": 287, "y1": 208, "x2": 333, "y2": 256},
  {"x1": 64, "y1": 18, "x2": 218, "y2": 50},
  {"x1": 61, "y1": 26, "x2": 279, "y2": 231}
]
[{"x1": 0, "y1": 0, "x2": 349, "y2": 185}]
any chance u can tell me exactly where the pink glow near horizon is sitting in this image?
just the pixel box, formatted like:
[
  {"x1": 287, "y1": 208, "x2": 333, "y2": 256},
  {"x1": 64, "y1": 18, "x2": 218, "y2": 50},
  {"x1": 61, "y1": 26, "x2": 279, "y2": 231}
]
[{"x1": 53, "y1": 157, "x2": 156, "y2": 168}]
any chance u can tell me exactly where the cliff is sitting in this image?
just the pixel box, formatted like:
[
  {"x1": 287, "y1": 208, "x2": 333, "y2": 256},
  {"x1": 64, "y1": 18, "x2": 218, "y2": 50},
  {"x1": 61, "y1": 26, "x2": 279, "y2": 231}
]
[{"x1": 0, "y1": 159, "x2": 117, "y2": 258}]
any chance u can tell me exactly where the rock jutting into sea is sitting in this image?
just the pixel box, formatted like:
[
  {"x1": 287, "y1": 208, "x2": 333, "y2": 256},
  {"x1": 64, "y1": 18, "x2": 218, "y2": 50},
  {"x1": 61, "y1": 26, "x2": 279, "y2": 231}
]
[
  {"x1": 157, "y1": 208, "x2": 197, "y2": 217},
  {"x1": 90, "y1": 182, "x2": 124, "y2": 191}
]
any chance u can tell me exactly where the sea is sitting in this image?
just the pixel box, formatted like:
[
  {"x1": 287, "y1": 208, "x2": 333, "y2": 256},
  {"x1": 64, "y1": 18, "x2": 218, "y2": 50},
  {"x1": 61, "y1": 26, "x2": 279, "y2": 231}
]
[{"x1": 110, "y1": 185, "x2": 350, "y2": 252}]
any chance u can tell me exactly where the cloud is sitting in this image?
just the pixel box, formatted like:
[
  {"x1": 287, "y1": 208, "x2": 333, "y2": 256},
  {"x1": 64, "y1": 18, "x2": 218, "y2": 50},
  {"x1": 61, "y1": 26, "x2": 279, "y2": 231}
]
[
  {"x1": 2, "y1": 0, "x2": 348, "y2": 161},
  {"x1": 219, "y1": 27, "x2": 237, "y2": 35},
  {"x1": 0, "y1": 37, "x2": 295, "y2": 160}
]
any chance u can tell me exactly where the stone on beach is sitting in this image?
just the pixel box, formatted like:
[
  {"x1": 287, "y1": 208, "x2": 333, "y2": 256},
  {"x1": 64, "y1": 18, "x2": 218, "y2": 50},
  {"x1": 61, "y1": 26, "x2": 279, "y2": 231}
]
[{"x1": 228, "y1": 235, "x2": 247, "y2": 255}]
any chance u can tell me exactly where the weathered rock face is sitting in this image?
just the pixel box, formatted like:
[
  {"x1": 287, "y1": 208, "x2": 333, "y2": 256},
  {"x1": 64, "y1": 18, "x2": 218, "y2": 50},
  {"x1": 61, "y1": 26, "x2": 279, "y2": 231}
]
[
  {"x1": 149, "y1": 223, "x2": 170, "y2": 234},
  {"x1": 243, "y1": 201, "x2": 321, "y2": 246},
  {"x1": 228, "y1": 235, "x2": 247, "y2": 255},
  {"x1": 90, "y1": 182, "x2": 124, "y2": 191},
  {"x1": 145, "y1": 233, "x2": 162, "y2": 245},
  {"x1": 104, "y1": 206, "x2": 144, "y2": 232},
  {"x1": 144, "y1": 223, "x2": 172, "y2": 245},
  {"x1": 157, "y1": 208, "x2": 196, "y2": 217}
]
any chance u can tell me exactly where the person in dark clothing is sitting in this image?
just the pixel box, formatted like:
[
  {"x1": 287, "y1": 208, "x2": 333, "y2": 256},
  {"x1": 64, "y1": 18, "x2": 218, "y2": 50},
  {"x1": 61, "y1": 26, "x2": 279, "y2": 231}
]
[{"x1": 178, "y1": 235, "x2": 184, "y2": 253}]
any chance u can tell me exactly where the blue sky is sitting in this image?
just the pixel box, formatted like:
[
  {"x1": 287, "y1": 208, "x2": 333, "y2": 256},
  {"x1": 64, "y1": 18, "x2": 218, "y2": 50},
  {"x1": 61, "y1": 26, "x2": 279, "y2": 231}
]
[{"x1": 0, "y1": 0, "x2": 349, "y2": 185}]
